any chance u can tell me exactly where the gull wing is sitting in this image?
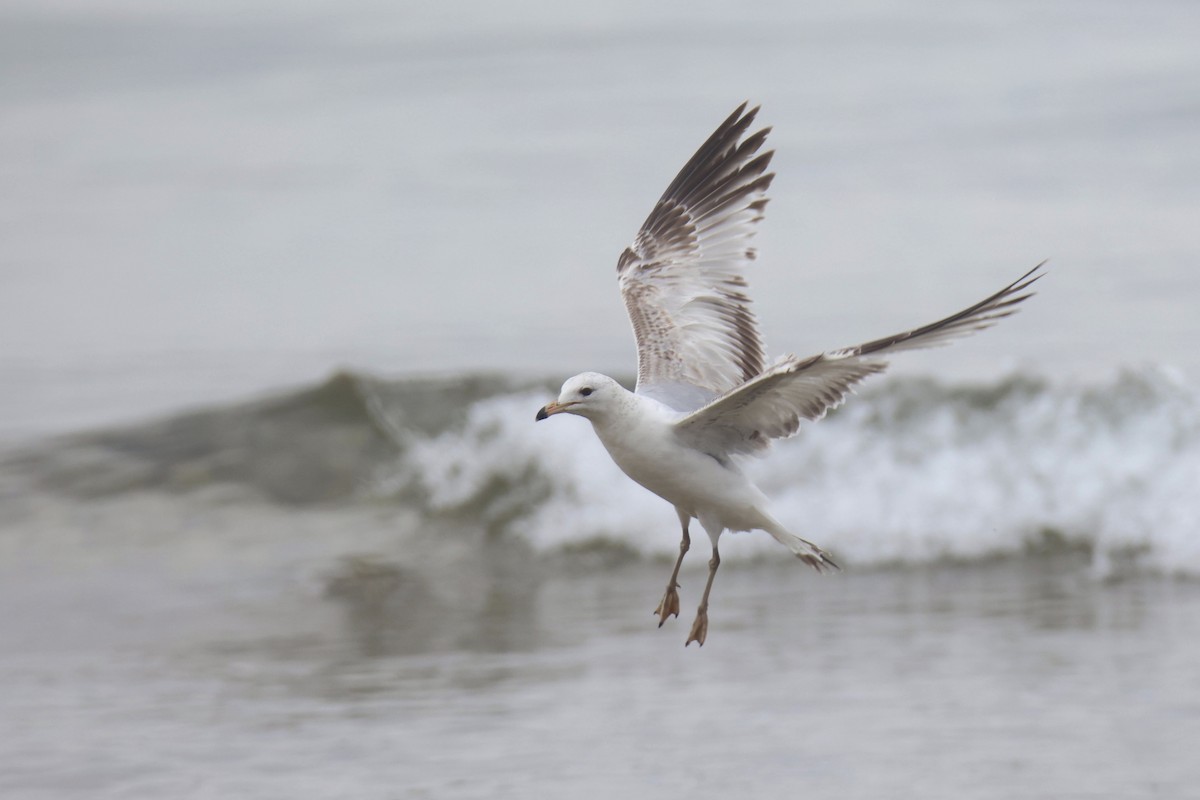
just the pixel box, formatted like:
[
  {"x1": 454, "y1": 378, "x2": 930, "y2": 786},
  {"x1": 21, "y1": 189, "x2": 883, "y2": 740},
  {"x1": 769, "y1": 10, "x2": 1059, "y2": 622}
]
[
  {"x1": 674, "y1": 264, "x2": 1044, "y2": 457},
  {"x1": 617, "y1": 103, "x2": 773, "y2": 411}
]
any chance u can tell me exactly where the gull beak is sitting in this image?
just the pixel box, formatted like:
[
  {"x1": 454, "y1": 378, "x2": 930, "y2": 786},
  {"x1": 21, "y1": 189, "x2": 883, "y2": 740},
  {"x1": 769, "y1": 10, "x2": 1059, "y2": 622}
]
[{"x1": 536, "y1": 401, "x2": 574, "y2": 421}]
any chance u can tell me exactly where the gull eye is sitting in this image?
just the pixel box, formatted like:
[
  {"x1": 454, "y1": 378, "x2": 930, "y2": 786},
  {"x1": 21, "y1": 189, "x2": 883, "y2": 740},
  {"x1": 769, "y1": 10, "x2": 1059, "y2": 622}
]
[{"x1": 579, "y1": 387, "x2": 593, "y2": 397}]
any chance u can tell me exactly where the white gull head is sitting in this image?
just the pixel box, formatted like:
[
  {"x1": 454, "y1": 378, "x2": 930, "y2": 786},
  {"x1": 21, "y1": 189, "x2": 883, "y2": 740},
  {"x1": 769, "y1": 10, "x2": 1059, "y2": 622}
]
[{"x1": 536, "y1": 372, "x2": 625, "y2": 422}]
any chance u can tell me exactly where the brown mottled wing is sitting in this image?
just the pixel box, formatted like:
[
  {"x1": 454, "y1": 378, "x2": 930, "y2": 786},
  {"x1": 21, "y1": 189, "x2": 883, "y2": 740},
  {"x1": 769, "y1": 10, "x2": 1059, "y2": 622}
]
[
  {"x1": 674, "y1": 354, "x2": 888, "y2": 457},
  {"x1": 617, "y1": 103, "x2": 773, "y2": 410},
  {"x1": 675, "y1": 264, "x2": 1044, "y2": 457}
]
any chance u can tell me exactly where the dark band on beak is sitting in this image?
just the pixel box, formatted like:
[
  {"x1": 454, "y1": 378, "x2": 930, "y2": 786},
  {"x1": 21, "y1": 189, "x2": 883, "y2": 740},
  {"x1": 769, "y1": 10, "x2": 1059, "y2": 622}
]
[{"x1": 535, "y1": 406, "x2": 550, "y2": 421}]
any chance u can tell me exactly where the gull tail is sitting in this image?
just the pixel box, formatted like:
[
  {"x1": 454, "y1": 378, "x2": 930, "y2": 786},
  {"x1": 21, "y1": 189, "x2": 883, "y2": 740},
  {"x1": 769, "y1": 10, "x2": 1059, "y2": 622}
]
[{"x1": 762, "y1": 518, "x2": 841, "y2": 574}]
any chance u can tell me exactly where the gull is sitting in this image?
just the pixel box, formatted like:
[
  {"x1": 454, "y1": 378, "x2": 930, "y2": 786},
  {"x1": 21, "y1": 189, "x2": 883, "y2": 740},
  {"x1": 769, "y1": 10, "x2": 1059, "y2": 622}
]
[{"x1": 536, "y1": 103, "x2": 1042, "y2": 646}]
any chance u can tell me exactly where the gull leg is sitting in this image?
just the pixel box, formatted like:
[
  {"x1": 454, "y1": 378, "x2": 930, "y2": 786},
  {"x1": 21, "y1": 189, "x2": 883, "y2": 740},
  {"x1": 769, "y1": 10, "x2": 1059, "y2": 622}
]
[
  {"x1": 685, "y1": 544, "x2": 721, "y2": 647},
  {"x1": 654, "y1": 509, "x2": 690, "y2": 627}
]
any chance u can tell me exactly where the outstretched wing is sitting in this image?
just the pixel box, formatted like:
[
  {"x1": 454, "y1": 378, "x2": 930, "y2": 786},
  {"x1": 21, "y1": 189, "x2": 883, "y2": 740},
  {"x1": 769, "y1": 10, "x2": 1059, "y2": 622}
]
[
  {"x1": 674, "y1": 264, "x2": 1045, "y2": 457},
  {"x1": 617, "y1": 103, "x2": 773, "y2": 411}
]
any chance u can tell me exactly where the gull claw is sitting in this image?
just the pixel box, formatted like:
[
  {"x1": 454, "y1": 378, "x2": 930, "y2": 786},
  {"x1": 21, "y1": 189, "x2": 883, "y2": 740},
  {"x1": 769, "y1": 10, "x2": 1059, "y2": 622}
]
[
  {"x1": 685, "y1": 609, "x2": 708, "y2": 647},
  {"x1": 653, "y1": 582, "x2": 681, "y2": 627}
]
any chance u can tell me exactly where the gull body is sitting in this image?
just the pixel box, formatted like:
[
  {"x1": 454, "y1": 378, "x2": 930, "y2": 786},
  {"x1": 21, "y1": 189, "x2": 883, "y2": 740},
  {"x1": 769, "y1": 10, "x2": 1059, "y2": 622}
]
[
  {"x1": 541, "y1": 373, "x2": 805, "y2": 548},
  {"x1": 536, "y1": 103, "x2": 1042, "y2": 645}
]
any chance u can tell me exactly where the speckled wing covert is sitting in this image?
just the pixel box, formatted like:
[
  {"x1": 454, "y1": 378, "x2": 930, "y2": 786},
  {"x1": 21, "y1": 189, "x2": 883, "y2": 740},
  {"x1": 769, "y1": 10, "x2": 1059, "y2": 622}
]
[
  {"x1": 674, "y1": 264, "x2": 1044, "y2": 457},
  {"x1": 617, "y1": 103, "x2": 773, "y2": 411}
]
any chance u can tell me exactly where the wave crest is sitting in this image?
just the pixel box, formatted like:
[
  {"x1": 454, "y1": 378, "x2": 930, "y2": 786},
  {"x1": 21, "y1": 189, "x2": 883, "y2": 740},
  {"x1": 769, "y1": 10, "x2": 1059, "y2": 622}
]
[
  {"x1": 9, "y1": 366, "x2": 1197, "y2": 575},
  {"x1": 402, "y1": 367, "x2": 1200, "y2": 575}
]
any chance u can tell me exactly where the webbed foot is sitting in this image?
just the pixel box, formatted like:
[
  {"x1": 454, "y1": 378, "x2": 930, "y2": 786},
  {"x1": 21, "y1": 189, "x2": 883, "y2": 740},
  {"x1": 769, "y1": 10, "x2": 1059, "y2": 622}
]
[
  {"x1": 654, "y1": 582, "x2": 681, "y2": 627},
  {"x1": 685, "y1": 608, "x2": 708, "y2": 647}
]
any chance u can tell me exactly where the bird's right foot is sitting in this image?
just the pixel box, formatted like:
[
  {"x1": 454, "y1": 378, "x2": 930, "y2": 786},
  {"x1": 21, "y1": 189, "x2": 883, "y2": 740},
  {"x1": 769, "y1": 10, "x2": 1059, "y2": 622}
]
[{"x1": 653, "y1": 582, "x2": 681, "y2": 627}]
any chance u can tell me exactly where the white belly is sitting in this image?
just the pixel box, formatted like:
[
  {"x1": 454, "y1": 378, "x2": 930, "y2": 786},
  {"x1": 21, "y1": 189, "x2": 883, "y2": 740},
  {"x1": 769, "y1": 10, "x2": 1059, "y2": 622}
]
[{"x1": 593, "y1": 418, "x2": 767, "y2": 531}]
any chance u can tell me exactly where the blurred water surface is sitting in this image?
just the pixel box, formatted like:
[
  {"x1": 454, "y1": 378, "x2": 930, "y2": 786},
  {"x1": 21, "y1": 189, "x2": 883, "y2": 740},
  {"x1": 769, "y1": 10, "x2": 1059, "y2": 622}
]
[{"x1": 2, "y1": 0, "x2": 1199, "y2": 438}]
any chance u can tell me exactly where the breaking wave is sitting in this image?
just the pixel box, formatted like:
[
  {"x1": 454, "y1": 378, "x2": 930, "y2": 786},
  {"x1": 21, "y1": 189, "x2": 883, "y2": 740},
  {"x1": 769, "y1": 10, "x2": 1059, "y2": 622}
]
[
  {"x1": 8, "y1": 366, "x2": 1199, "y2": 575},
  {"x1": 402, "y1": 366, "x2": 1200, "y2": 575}
]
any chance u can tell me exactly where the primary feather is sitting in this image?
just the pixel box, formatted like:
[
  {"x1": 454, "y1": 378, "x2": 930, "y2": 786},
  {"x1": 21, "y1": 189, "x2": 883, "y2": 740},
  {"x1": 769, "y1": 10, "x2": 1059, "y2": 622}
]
[
  {"x1": 673, "y1": 264, "x2": 1043, "y2": 458},
  {"x1": 618, "y1": 103, "x2": 773, "y2": 410}
]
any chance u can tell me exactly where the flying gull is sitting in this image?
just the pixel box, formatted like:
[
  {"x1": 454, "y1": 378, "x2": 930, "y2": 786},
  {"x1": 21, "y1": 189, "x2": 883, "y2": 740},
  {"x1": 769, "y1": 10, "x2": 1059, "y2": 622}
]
[{"x1": 536, "y1": 103, "x2": 1042, "y2": 646}]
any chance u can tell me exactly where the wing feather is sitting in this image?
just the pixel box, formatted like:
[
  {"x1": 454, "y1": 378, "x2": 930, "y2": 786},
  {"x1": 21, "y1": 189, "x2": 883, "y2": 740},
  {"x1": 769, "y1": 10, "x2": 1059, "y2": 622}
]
[
  {"x1": 618, "y1": 103, "x2": 773, "y2": 409},
  {"x1": 674, "y1": 264, "x2": 1045, "y2": 457}
]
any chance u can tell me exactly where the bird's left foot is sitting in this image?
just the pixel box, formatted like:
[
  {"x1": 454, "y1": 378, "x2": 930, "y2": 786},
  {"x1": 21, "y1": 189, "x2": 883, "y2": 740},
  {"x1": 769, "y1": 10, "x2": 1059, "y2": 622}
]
[
  {"x1": 685, "y1": 608, "x2": 708, "y2": 647},
  {"x1": 653, "y1": 582, "x2": 681, "y2": 627}
]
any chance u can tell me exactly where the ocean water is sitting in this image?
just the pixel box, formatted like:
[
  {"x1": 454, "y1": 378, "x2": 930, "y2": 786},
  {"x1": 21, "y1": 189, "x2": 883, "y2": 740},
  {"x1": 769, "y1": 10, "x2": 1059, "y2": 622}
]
[
  {"x1": 3, "y1": 0, "x2": 1200, "y2": 439},
  {"x1": 2, "y1": 1, "x2": 1200, "y2": 798},
  {"x1": 3, "y1": 369, "x2": 1200, "y2": 798}
]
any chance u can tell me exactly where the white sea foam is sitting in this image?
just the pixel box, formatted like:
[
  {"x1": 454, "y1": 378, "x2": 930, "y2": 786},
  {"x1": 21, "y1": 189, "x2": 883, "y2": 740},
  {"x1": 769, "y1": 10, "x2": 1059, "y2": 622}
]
[{"x1": 407, "y1": 367, "x2": 1200, "y2": 574}]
